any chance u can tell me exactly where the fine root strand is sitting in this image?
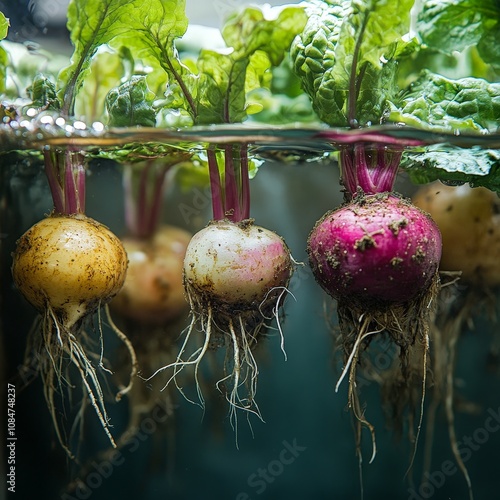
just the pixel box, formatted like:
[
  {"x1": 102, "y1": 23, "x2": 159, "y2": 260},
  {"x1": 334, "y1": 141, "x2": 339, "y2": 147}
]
[
  {"x1": 24, "y1": 302, "x2": 128, "y2": 457},
  {"x1": 104, "y1": 304, "x2": 138, "y2": 401}
]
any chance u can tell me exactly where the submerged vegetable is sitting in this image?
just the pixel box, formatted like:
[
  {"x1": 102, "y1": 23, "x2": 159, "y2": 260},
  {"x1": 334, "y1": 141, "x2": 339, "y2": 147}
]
[
  {"x1": 289, "y1": 0, "x2": 460, "y2": 472},
  {"x1": 112, "y1": 224, "x2": 191, "y2": 325},
  {"x1": 12, "y1": 211, "x2": 133, "y2": 455},
  {"x1": 13, "y1": 214, "x2": 127, "y2": 328},
  {"x1": 184, "y1": 219, "x2": 292, "y2": 316},
  {"x1": 413, "y1": 182, "x2": 500, "y2": 286},
  {"x1": 149, "y1": 214, "x2": 294, "y2": 423},
  {"x1": 308, "y1": 194, "x2": 441, "y2": 306},
  {"x1": 411, "y1": 181, "x2": 500, "y2": 499},
  {"x1": 308, "y1": 192, "x2": 441, "y2": 461}
]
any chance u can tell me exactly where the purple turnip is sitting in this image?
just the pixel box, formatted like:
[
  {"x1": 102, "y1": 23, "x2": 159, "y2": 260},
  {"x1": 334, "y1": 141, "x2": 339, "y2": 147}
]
[{"x1": 307, "y1": 144, "x2": 442, "y2": 462}]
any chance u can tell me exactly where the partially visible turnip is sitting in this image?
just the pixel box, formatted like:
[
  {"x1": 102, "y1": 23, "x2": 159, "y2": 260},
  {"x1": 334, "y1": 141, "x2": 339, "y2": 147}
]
[
  {"x1": 112, "y1": 224, "x2": 191, "y2": 325},
  {"x1": 412, "y1": 181, "x2": 500, "y2": 498},
  {"x1": 413, "y1": 182, "x2": 500, "y2": 287}
]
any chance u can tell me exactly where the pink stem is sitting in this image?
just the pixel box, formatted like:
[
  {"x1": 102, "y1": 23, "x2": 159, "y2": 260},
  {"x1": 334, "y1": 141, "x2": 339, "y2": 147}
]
[
  {"x1": 354, "y1": 144, "x2": 376, "y2": 194},
  {"x1": 339, "y1": 147, "x2": 358, "y2": 197},
  {"x1": 43, "y1": 150, "x2": 64, "y2": 213},
  {"x1": 44, "y1": 149, "x2": 86, "y2": 215},
  {"x1": 224, "y1": 144, "x2": 240, "y2": 222},
  {"x1": 340, "y1": 144, "x2": 403, "y2": 197},
  {"x1": 240, "y1": 143, "x2": 250, "y2": 220},
  {"x1": 207, "y1": 147, "x2": 224, "y2": 221}
]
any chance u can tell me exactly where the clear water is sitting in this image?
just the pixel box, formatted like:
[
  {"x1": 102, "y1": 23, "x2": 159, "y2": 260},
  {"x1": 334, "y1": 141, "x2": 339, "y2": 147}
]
[{"x1": 2, "y1": 122, "x2": 500, "y2": 500}]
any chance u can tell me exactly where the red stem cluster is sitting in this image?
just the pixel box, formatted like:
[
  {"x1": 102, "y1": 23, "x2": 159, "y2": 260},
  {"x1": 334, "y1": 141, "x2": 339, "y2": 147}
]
[{"x1": 339, "y1": 143, "x2": 403, "y2": 198}]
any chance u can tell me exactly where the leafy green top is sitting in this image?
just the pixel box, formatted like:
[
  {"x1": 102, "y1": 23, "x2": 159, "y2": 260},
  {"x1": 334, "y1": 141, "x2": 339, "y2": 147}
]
[{"x1": 290, "y1": 0, "x2": 500, "y2": 190}]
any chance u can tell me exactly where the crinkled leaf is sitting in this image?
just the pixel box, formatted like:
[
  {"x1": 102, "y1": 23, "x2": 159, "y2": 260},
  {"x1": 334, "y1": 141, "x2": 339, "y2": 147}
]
[
  {"x1": 291, "y1": 0, "x2": 415, "y2": 126},
  {"x1": 26, "y1": 74, "x2": 60, "y2": 111},
  {"x1": 106, "y1": 75, "x2": 157, "y2": 127},
  {"x1": 291, "y1": 1, "x2": 350, "y2": 124},
  {"x1": 402, "y1": 146, "x2": 500, "y2": 194},
  {"x1": 389, "y1": 70, "x2": 500, "y2": 132},
  {"x1": 222, "y1": 6, "x2": 307, "y2": 66},
  {"x1": 418, "y1": 0, "x2": 500, "y2": 69}
]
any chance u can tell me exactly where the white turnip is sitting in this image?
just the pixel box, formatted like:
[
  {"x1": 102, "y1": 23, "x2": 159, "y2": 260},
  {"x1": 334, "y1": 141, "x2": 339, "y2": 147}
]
[
  {"x1": 147, "y1": 145, "x2": 294, "y2": 427},
  {"x1": 150, "y1": 218, "x2": 293, "y2": 422}
]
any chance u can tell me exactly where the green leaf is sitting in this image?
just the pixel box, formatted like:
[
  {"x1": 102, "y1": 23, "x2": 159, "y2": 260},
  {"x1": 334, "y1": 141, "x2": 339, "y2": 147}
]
[
  {"x1": 347, "y1": 0, "x2": 414, "y2": 70},
  {"x1": 26, "y1": 74, "x2": 60, "y2": 111},
  {"x1": 0, "y1": 12, "x2": 8, "y2": 40},
  {"x1": 161, "y1": 4, "x2": 307, "y2": 125},
  {"x1": 90, "y1": 142, "x2": 192, "y2": 163},
  {"x1": 74, "y1": 49, "x2": 124, "y2": 122},
  {"x1": 0, "y1": 46, "x2": 7, "y2": 95},
  {"x1": 418, "y1": 0, "x2": 500, "y2": 69},
  {"x1": 59, "y1": 0, "x2": 188, "y2": 117},
  {"x1": 105, "y1": 75, "x2": 157, "y2": 127},
  {"x1": 108, "y1": 0, "x2": 191, "y2": 115},
  {"x1": 389, "y1": 70, "x2": 500, "y2": 132},
  {"x1": 0, "y1": 41, "x2": 69, "y2": 100},
  {"x1": 401, "y1": 146, "x2": 500, "y2": 194},
  {"x1": 291, "y1": 0, "x2": 416, "y2": 127},
  {"x1": 222, "y1": 6, "x2": 307, "y2": 66},
  {"x1": 0, "y1": 14, "x2": 10, "y2": 95}
]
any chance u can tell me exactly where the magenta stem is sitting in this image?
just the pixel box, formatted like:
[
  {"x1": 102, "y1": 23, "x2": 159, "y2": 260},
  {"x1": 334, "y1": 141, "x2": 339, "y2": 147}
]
[
  {"x1": 123, "y1": 158, "x2": 188, "y2": 240},
  {"x1": 340, "y1": 143, "x2": 403, "y2": 198},
  {"x1": 339, "y1": 147, "x2": 358, "y2": 196},
  {"x1": 224, "y1": 144, "x2": 241, "y2": 222},
  {"x1": 207, "y1": 147, "x2": 225, "y2": 221},
  {"x1": 43, "y1": 150, "x2": 64, "y2": 213},
  {"x1": 206, "y1": 144, "x2": 252, "y2": 222},
  {"x1": 44, "y1": 149, "x2": 86, "y2": 215},
  {"x1": 239, "y1": 143, "x2": 250, "y2": 220}
]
